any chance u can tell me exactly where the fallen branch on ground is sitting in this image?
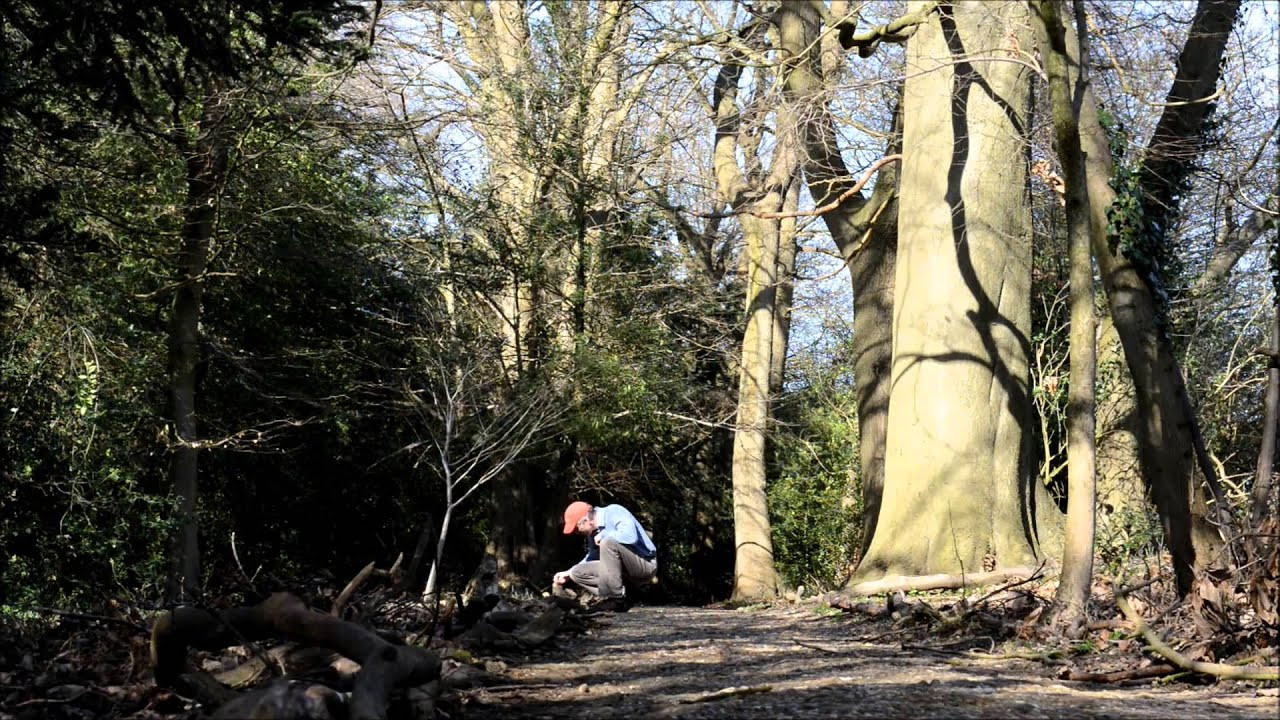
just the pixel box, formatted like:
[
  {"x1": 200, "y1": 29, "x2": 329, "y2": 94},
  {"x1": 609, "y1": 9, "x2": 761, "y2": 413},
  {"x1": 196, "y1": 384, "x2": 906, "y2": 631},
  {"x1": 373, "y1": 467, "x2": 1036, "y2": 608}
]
[
  {"x1": 966, "y1": 562, "x2": 1047, "y2": 610},
  {"x1": 1115, "y1": 595, "x2": 1279, "y2": 681},
  {"x1": 680, "y1": 685, "x2": 773, "y2": 703},
  {"x1": 841, "y1": 567, "x2": 1040, "y2": 597},
  {"x1": 965, "y1": 648, "x2": 1067, "y2": 664},
  {"x1": 1062, "y1": 664, "x2": 1178, "y2": 683},
  {"x1": 332, "y1": 561, "x2": 378, "y2": 617},
  {"x1": 793, "y1": 639, "x2": 842, "y2": 654}
]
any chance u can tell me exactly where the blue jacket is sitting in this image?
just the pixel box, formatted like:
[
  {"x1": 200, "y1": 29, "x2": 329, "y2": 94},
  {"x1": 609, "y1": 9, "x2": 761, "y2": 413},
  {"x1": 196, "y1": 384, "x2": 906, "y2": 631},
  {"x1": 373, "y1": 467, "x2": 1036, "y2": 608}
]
[{"x1": 582, "y1": 504, "x2": 657, "y2": 562}]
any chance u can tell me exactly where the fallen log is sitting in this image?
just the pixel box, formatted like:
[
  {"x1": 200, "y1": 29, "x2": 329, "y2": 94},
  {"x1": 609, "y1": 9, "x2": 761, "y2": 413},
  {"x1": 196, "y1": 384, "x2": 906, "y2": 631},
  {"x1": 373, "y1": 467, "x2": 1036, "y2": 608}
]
[
  {"x1": 841, "y1": 567, "x2": 1040, "y2": 597},
  {"x1": 151, "y1": 592, "x2": 439, "y2": 720}
]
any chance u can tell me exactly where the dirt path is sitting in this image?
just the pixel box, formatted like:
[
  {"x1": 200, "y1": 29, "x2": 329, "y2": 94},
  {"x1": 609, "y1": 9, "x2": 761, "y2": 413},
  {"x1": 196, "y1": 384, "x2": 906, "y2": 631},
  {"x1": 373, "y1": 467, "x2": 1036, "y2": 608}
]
[{"x1": 454, "y1": 604, "x2": 1277, "y2": 719}]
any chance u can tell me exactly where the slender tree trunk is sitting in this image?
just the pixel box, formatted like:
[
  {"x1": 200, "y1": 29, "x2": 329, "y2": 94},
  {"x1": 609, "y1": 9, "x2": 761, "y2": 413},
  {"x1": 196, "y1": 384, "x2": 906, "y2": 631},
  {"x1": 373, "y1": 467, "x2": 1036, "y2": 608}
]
[
  {"x1": 711, "y1": 10, "x2": 815, "y2": 600},
  {"x1": 1032, "y1": 0, "x2": 1097, "y2": 629},
  {"x1": 731, "y1": 211, "x2": 783, "y2": 600},
  {"x1": 166, "y1": 94, "x2": 228, "y2": 602},
  {"x1": 857, "y1": 0, "x2": 1062, "y2": 579},
  {"x1": 423, "y1": 508, "x2": 450, "y2": 599},
  {"x1": 1063, "y1": 0, "x2": 1240, "y2": 593},
  {"x1": 788, "y1": 0, "x2": 900, "y2": 557},
  {"x1": 1253, "y1": 302, "x2": 1279, "y2": 530},
  {"x1": 768, "y1": 181, "x2": 800, "y2": 398}
]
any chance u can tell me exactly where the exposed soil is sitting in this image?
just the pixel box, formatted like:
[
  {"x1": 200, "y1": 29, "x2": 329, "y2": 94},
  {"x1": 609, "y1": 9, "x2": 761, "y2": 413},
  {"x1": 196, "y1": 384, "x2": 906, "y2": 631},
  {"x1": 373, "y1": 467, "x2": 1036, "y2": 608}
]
[{"x1": 453, "y1": 603, "x2": 1278, "y2": 720}]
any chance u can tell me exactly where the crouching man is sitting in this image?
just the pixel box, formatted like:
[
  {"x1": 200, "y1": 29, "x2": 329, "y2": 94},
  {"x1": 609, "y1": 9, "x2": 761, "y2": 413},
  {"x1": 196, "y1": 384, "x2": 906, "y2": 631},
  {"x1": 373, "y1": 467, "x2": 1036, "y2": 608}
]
[{"x1": 553, "y1": 501, "x2": 657, "y2": 612}]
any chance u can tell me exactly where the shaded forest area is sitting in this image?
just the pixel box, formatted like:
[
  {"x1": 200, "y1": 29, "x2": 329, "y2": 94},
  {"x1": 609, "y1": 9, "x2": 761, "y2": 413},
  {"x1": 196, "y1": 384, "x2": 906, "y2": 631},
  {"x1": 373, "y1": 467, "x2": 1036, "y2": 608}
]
[{"x1": 1, "y1": 0, "x2": 1277, "y2": 718}]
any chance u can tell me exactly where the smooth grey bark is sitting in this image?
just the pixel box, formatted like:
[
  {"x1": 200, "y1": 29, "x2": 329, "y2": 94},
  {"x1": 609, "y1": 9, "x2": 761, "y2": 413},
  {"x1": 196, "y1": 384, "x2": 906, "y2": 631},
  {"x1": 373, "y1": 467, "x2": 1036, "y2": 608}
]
[{"x1": 857, "y1": 0, "x2": 1062, "y2": 578}]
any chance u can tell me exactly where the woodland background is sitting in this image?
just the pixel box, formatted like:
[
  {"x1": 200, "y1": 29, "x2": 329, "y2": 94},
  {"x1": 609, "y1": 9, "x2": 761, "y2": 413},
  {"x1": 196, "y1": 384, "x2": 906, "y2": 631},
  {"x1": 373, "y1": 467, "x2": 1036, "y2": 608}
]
[{"x1": 1, "y1": 0, "x2": 1276, "y2": 623}]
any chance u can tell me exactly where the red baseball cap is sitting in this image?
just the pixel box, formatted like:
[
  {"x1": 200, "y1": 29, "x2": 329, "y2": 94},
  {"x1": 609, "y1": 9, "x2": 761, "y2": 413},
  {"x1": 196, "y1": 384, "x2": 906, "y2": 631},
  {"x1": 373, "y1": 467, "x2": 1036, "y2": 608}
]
[{"x1": 562, "y1": 501, "x2": 592, "y2": 534}]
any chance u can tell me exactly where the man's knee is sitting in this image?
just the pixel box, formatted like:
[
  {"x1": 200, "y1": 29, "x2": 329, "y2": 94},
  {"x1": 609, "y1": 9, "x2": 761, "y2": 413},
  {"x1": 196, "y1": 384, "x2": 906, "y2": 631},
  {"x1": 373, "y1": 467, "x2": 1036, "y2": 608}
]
[{"x1": 567, "y1": 563, "x2": 592, "y2": 584}]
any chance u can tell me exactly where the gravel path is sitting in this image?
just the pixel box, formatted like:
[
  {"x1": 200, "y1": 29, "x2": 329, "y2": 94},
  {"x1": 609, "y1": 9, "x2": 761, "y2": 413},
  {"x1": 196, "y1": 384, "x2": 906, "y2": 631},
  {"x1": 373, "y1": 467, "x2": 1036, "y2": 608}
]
[{"x1": 454, "y1": 604, "x2": 1277, "y2": 719}]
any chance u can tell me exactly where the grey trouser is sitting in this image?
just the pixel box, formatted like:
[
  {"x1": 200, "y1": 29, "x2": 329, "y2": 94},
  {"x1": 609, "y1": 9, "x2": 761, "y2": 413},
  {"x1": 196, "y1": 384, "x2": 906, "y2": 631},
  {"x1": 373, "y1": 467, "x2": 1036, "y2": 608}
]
[{"x1": 568, "y1": 538, "x2": 657, "y2": 599}]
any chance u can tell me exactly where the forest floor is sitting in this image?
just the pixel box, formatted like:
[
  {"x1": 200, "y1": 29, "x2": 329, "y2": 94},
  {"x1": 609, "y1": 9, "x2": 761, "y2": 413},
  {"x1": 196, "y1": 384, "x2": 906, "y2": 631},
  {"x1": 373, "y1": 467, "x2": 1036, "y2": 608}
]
[
  {"x1": 450, "y1": 602, "x2": 1278, "y2": 720},
  {"x1": 2, "y1": 581, "x2": 1277, "y2": 719}
]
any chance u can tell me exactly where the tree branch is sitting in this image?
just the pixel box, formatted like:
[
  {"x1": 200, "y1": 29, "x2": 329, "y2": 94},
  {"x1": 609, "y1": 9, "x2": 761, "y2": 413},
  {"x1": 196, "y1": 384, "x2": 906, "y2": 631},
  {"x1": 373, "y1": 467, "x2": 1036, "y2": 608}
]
[{"x1": 1115, "y1": 594, "x2": 1279, "y2": 681}]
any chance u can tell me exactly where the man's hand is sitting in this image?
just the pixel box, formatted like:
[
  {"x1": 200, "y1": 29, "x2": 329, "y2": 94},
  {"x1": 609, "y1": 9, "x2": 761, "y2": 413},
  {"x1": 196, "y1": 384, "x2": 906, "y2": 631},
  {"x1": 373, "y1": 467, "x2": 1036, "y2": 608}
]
[
  {"x1": 553, "y1": 571, "x2": 569, "y2": 586},
  {"x1": 593, "y1": 531, "x2": 604, "y2": 546}
]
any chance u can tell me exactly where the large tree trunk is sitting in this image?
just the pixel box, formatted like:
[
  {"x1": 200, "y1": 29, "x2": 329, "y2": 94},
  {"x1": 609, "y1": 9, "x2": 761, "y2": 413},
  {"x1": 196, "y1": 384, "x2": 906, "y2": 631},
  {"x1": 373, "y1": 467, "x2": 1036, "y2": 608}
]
[
  {"x1": 1064, "y1": 0, "x2": 1241, "y2": 593},
  {"x1": 484, "y1": 462, "x2": 542, "y2": 585},
  {"x1": 1032, "y1": 0, "x2": 1097, "y2": 629},
  {"x1": 166, "y1": 94, "x2": 228, "y2": 602},
  {"x1": 1092, "y1": 81, "x2": 1275, "y2": 567},
  {"x1": 856, "y1": 0, "x2": 1062, "y2": 579}
]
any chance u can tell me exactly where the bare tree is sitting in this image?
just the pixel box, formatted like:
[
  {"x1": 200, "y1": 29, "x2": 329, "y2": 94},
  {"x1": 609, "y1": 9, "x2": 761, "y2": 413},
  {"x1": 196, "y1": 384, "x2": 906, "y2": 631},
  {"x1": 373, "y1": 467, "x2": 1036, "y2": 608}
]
[{"x1": 402, "y1": 345, "x2": 563, "y2": 599}]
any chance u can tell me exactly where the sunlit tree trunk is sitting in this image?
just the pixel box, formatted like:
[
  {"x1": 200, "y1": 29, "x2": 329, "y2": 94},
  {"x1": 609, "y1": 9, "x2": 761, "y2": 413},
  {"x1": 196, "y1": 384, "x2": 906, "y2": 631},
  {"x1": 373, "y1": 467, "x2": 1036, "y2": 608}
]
[
  {"x1": 1094, "y1": 321, "x2": 1146, "y2": 542},
  {"x1": 1032, "y1": 0, "x2": 1097, "y2": 630},
  {"x1": 857, "y1": 0, "x2": 1063, "y2": 579},
  {"x1": 712, "y1": 9, "x2": 816, "y2": 600}
]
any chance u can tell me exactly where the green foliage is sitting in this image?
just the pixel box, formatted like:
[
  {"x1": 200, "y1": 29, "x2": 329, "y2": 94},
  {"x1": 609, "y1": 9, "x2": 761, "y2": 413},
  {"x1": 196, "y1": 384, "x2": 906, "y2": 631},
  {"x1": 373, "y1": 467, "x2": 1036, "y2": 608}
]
[
  {"x1": 0, "y1": 58, "x2": 439, "y2": 606},
  {"x1": 1098, "y1": 107, "x2": 1182, "y2": 329},
  {"x1": 769, "y1": 348, "x2": 861, "y2": 592},
  {"x1": 1096, "y1": 504, "x2": 1164, "y2": 577},
  {"x1": 0, "y1": 0, "x2": 367, "y2": 122},
  {"x1": 0, "y1": 273, "x2": 174, "y2": 606}
]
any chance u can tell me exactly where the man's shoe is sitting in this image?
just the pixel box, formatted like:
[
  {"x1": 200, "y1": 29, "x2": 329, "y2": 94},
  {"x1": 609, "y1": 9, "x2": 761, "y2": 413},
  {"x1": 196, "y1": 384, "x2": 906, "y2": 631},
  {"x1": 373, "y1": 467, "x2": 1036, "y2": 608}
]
[{"x1": 584, "y1": 596, "x2": 630, "y2": 614}]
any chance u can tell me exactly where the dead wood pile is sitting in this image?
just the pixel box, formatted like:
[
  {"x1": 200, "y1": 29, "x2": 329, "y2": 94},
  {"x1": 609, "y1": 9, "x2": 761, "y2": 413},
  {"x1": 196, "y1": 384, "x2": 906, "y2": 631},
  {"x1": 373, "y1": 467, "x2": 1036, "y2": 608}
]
[{"x1": 138, "y1": 555, "x2": 598, "y2": 720}]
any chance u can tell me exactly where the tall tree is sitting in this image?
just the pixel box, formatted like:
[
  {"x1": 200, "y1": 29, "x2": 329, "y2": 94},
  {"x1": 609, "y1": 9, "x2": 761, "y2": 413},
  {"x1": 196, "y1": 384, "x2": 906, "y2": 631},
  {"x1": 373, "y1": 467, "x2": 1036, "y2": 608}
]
[
  {"x1": 856, "y1": 0, "x2": 1062, "y2": 578},
  {"x1": 1064, "y1": 0, "x2": 1242, "y2": 593},
  {"x1": 0, "y1": 0, "x2": 367, "y2": 601},
  {"x1": 166, "y1": 90, "x2": 229, "y2": 599},
  {"x1": 708, "y1": 11, "x2": 805, "y2": 600},
  {"x1": 796, "y1": 0, "x2": 904, "y2": 557},
  {"x1": 1031, "y1": 0, "x2": 1098, "y2": 630}
]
